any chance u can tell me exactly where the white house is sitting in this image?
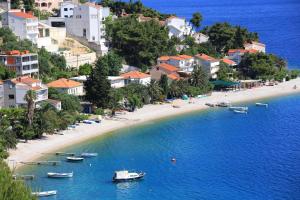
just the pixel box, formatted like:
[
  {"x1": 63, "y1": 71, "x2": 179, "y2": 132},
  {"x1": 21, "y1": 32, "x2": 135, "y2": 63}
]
[
  {"x1": 195, "y1": 53, "x2": 220, "y2": 79},
  {"x1": 3, "y1": 76, "x2": 48, "y2": 108},
  {"x1": 227, "y1": 49, "x2": 258, "y2": 64},
  {"x1": 37, "y1": 22, "x2": 59, "y2": 52},
  {"x1": 120, "y1": 71, "x2": 151, "y2": 86},
  {"x1": 7, "y1": 10, "x2": 39, "y2": 44},
  {"x1": 165, "y1": 16, "x2": 194, "y2": 40},
  {"x1": 35, "y1": 0, "x2": 63, "y2": 13},
  {"x1": 65, "y1": 2, "x2": 110, "y2": 56},
  {"x1": 244, "y1": 41, "x2": 266, "y2": 53},
  {"x1": 193, "y1": 32, "x2": 209, "y2": 44},
  {"x1": 60, "y1": 1, "x2": 77, "y2": 18},
  {"x1": 47, "y1": 78, "x2": 84, "y2": 96},
  {"x1": 150, "y1": 63, "x2": 180, "y2": 81},
  {"x1": 157, "y1": 55, "x2": 195, "y2": 73},
  {"x1": 108, "y1": 76, "x2": 125, "y2": 88},
  {"x1": 221, "y1": 58, "x2": 237, "y2": 67}
]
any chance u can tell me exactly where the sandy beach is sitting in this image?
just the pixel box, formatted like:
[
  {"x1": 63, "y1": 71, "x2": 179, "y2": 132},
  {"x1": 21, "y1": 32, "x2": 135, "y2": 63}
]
[{"x1": 7, "y1": 78, "x2": 300, "y2": 170}]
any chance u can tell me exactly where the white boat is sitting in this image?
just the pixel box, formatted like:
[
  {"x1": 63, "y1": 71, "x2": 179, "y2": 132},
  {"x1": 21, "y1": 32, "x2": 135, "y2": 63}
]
[
  {"x1": 81, "y1": 153, "x2": 98, "y2": 157},
  {"x1": 233, "y1": 109, "x2": 248, "y2": 114},
  {"x1": 112, "y1": 170, "x2": 145, "y2": 182},
  {"x1": 83, "y1": 120, "x2": 95, "y2": 124},
  {"x1": 47, "y1": 172, "x2": 73, "y2": 178},
  {"x1": 229, "y1": 106, "x2": 248, "y2": 111},
  {"x1": 66, "y1": 156, "x2": 84, "y2": 162},
  {"x1": 32, "y1": 190, "x2": 57, "y2": 197},
  {"x1": 256, "y1": 103, "x2": 268, "y2": 107}
]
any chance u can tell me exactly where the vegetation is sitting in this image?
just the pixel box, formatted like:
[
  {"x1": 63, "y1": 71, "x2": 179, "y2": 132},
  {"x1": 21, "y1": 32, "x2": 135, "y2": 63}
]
[
  {"x1": 0, "y1": 63, "x2": 16, "y2": 80},
  {"x1": 190, "y1": 12, "x2": 203, "y2": 29},
  {"x1": 78, "y1": 64, "x2": 93, "y2": 76},
  {"x1": 217, "y1": 62, "x2": 237, "y2": 81}
]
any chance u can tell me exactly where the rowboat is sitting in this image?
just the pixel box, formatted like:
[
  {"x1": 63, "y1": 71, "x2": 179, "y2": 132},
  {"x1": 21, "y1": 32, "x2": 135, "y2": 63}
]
[
  {"x1": 113, "y1": 170, "x2": 145, "y2": 182},
  {"x1": 229, "y1": 106, "x2": 248, "y2": 111},
  {"x1": 66, "y1": 156, "x2": 84, "y2": 162},
  {"x1": 32, "y1": 190, "x2": 57, "y2": 197},
  {"x1": 256, "y1": 103, "x2": 268, "y2": 107},
  {"x1": 81, "y1": 153, "x2": 98, "y2": 157},
  {"x1": 233, "y1": 109, "x2": 247, "y2": 114},
  {"x1": 47, "y1": 172, "x2": 73, "y2": 178}
]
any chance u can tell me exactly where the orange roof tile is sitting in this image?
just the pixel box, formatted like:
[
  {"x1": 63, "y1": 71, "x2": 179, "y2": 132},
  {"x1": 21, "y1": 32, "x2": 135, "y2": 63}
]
[
  {"x1": 47, "y1": 78, "x2": 82, "y2": 88},
  {"x1": 158, "y1": 56, "x2": 170, "y2": 61},
  {"x1": 157, "y1": 63, "x2": 179, "y2": 72},
  {"x1": 221, "y1": 58, "x2": 237, "y2": 65},
  {"x1": 195, "y1": 53, "x2": 218, "y2": 62},
  {"x1": 169, "y1": 55, "x2": 193, "y2": 61},
  {"x1": 178, "y1": 55, "x2": 193, "y2": 59},
  {"x1": 0, "y1": 80, "x2": 3, "y2": 84},
  {"x1": 167, "y1": 73, "x2": 180, "y2": 80},
  {"x1": 84, "y1": 2, "x2": 102, "y2": 9},
  {"x1": 31, "y1": 86, "x2": 42, "y2": 91},
  {"x1": 10, "y1": 12, "x2": 37, "y2": 19},
  {"x1": 11, "y1": 76, "x2": 40, "y2": 85},
  {"x1": 228, "y1": 49, "x2": 258, "y2": 54},
  {"x1": 120, "y1": 71, "x2": 150, "y2": 79}
]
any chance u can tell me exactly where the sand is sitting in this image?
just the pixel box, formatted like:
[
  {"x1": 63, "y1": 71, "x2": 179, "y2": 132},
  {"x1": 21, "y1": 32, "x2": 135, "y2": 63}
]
[{"x1": 7, "y1": 78, "x2": 300, "y2": 170}]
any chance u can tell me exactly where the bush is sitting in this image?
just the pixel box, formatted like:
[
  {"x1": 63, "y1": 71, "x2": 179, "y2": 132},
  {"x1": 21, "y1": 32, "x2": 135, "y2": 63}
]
[{"x1": 94, "y1": 108, "x2": 105, "y2": 115}]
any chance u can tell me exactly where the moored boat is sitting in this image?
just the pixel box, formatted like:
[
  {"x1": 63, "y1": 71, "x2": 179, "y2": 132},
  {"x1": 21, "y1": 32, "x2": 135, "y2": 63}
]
[
  {"x1": 256, "y1": 102, "x2": 268, "y2": 107},
  {"x1": 32, "y1": 190, "x2": 57, "y2": 197},
  {"x1": 66, "y1": 156, "x2": 84, "y2": 162},
  {"x1": 229, "y1": 106, "x2": 248, "y2": 111},
  {"x1": 112, "y1": 170, "x2": 145, "y2": 182},
  {"x1": 47, "y1": 172, "x2": 73, "y2": 178},
  {"x1": 81, "y1": 153, "x2": 98, "y2": 157},
  {"x1": 233, "y1": 109, "x2": 248, "y2": 114}
]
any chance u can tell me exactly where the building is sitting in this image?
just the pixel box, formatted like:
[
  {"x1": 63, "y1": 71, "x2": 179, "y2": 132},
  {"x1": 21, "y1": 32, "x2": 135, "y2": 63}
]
[
  {"x1": 47, "y1": 78, "x2": 84, "y2": 96},
  {"x1": 7, "y1": 10, "x2": 39, "y2": 44},
  {"x1": 150, "y1": 63, "x2": 179, "y2": 81},
  {"x1": 193, "y1": 32, "x2": 209, "y2": 44},
  {"x1": 195, "y1": 53, "x2": 220, "y2": 79},
  {"x1": 60, "y1": 1, "x2": 77, "y2": 18},
  {"x1": 35, "y1": 0, "x2": 63, "y2": 13},
  {"x1": 157, "y1": 55, "x2": 195, "y2": 73},
  {"x1": 108, "y1": 76, "x2": 125, "y2": 88},
  {"x1": 0, "y1": 50, "x2": 39, "y2": 77},
  {"x1": 244, "y1": 41, "x2": 266, "y2": 53},
  {"x1": 46, "y1": 99, "x2": 62, "y2": 111},
  {"x1": 120, "y1": 71, "x2": 151, "y2": 86},
  {"x1": 221, "y1": 58, "x2": 237, "y2": 66},
  {"x1": 164, "y1": 16, "x2": 194, "y2": 40},
  {"x1": 37, "y1": 22, "x2": 59, "y2": 52},
  {"x1": 227, "y1": 49, "x2": 258, "y2": 64},
  {"x1": 65, "y1": 2, "x2": 110, "y2": 56},
  {"x1": 3, "y1": 76, "x2": 48, "y2": 108},
  {"x1": 0, "y1": 80, "x2": 3, "y2": 108}
]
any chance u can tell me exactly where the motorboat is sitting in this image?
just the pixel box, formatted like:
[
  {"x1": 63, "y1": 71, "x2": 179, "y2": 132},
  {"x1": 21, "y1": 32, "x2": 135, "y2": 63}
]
[
  {"x1": 32, "y1": 190, "x2": 57, "y2": 197},
  {"x1": 81, "y1": 153, "x2": 98, "y2": 157},
  {"x1": 229, "y1": 106, "x2": 248, "y2": 111},
  {"x1": 233, "y1": 109, "x2": 247, "y2": 114},
  {"x1": 256, "y1": 103, "x2": 268, "y2": 107},
  {"x1": 112, "y1": 170, "x2": 145, "y2": 182},
  {"x1": 47, "y1": 172, "x2": 73, "y2": 178},
  {"x1": 66, "y1": 156, "x2": 84, "y2": 162}
]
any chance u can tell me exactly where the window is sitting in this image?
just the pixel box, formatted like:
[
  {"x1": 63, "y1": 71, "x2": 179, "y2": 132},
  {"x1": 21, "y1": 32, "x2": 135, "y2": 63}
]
[
  {"x1": 70, "y1": 8, "x2": 73, "y2": 10},
  {"x1": 41, "y1": 2, "x2": 47, "y2": 7},
  {"x1": 92, "y1": 36, "x2": 95, "y2": 41},
  {"x1": 45, "y1": 29, "x2": 50, "y2": 37},
  {"x1": 64, "y1": 8, "x2": 68, "y2": 11},
  {"x1": 64, "y1": 15, "x2": 68, "y2": 18},
  {"x1": 83, "y1": 29, "x2": 86, "y2": 37},
  {"x1": 8, "y1": 94, "x2": 14, "y2": 99}
]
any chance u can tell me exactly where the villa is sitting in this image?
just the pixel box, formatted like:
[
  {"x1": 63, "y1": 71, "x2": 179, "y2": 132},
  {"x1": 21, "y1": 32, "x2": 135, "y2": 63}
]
[
  {"x1": 2, "y1": 76, "x2": 48, "y2": 108},
  {"x1": 34, "y1": 0, "x2": 63, "y2": 13},
  {"x1": 221, "y1": 58, "x2": 237, "y2": 67},
  {"x1": 0, "y1": 50, "x2": 39, "y2": 77},
  {"x1": 227, "y1": 49, "x2": 258, "y2": 64},
  {"x1": 47, "y1": 78, "x2": 84, "y2": 96},
  {"x1": 195, "y1": 53, "x2": 220, "y2": 79},
  {"x1": 157, "y1": 55, "x2": 195, "y2": 73},
  {"x1": 60, "y1": 1, "x2": 78, "y2": 18},
  {"x1": 150, "y1": 63, "x2": 179, "y2": 81},
  {"x1": 120, "y1": 71, "x2": 151, "y2": 86},
  {"x1": 244, "y1": 41, "x2": 266, "y2": 53},
  {"x1": 164, "y1": 16, "x2": 194, "y2": 41},
  {"x1": 108, "y1": 76, "x2": 125, "y2": 88},
  {"x1": 192, "y1": 32, "x2": 209, "y2": 44}
]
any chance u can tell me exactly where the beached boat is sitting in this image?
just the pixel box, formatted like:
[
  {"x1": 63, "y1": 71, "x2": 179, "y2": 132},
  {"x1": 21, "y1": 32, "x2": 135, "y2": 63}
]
[
  {"x1": 32, "y1": 190, "x2": 57, "y2": 197},
  {"x1": 256, "y1": 103, "x2": 268, "y2": 107},
  {"x1": 205, "y1": 103, "x2": 216, "y2": 107},
  {"x1": 229, "y1": 106, "x2": 248, "y2": 111},
  {"x1": 81, "y1": 153, "x2": 98, "y2": 157},
  {"x1": 66, "y1": 156, "x2": 84, "y2": 162},
  {"x1": 47, "y1": 172, "x2": 73, "y2": 178},
  {"x1": 216, "y1": 102, "x2": 231, "y2": 107},
  {"x1": 112, "y1": 170, "x2": 145, "y2": 182},
  {"x1": 83, "y1": 120, "x2": 95, "y2": 124},
  {"x1": 233, "y1": 110, "x2": 248, "y2": 114}
]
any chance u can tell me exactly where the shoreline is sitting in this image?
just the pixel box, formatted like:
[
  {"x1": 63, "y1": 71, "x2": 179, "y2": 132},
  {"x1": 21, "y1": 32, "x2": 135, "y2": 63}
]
[{"x1": 7, "y1": 78, "x2": 300, "y2": 170}]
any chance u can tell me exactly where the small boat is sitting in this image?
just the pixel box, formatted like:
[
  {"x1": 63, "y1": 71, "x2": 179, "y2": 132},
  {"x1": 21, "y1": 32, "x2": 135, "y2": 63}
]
[
  {"x1": 66, "y1": 156, "x2": 84, "y2": 162},
  {"x1": 256, "y1": 103, "x2": 268, "y2": 107},
  {"x1": 13, "y1": 174, "x2": 35, "y2": 180},
  {"x1": 47, "y1": 172, "x2": 73, "y2": 178},
  {"x1": 229, "y1": 106, "x2": 248, "y2": 111},
  {"x1": 112, "y1": 170, "x2": 146, "y2": 182},
  {"x1": 81, "y1": 153, "x2": 98, "y2": 157},
  {"x1": 233, "y1": 109, "x2": 247, "y2": 114},
  {"x1": 83, "y1": 120, "x2": 95, "y2": 124},
  {"x1": 205, "y1": 103, "x2": 215, "y2": 107},
  {"x1": 32, "y1": 190, "x2": 57, "y2": 197},
  {"x1": 216, "y1": 102, "x2": 231, "y2": 107}
]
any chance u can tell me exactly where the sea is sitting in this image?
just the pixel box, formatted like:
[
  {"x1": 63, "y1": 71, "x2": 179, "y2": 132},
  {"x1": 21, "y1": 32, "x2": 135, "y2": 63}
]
[
  {"x1": 22, "y1": 1, "x2": 300, "y2": 199},
  {"x1": 22, "y1": 94, "x2": 300, "y2": 200}
]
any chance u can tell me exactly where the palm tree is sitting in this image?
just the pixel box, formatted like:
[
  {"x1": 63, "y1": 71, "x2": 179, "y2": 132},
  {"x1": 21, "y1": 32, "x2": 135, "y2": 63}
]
[
  {"x1": 147, "y1": 80, "x2": 163, "y2": 103},
  {"x1": 108, "y1": 89, "x2": 123, "y2": 116},
  {"x1": 24, "y1": 90, "x2": 37, "y2": 127}
]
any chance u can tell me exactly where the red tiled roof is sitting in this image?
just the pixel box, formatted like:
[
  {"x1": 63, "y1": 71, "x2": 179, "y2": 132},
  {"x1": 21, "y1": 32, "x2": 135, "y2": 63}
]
[
  {"x1": 228, "y1": 49, "x2": 258, "y2": 54},
  {"x1": 195, "y1": 53, "x2": 218, "y2": 62},
  {"x1": 244, "y1": 41, "x2": 265, "y2": 47},
  {"x1": 12, "y1": 76, "x2": 40, "y2": 85},
  {"x1": 167, "y1": 73, "x2": 180, "y2": 80},
  {"x1": 158, "y1": 56, "x2": 170, "y2": 61},
  {"x1": 221, "y1": 58, "x2": 237, "y2": 65},
  {"x1": 84, "y1": 2, "x2": 102, "y2": 9},
  {"x1": 157, "y1": 63, "x2": 179, "y2": 72},
  {"x1": 47, "y1": 78, "x2": 82, "y2": 88},
  {"x1": 120, "y1": 71, "x2": 150, "y2": 79},
  {"x1": 169, "y1": 55, "x2": 193, "y2": 61},
  {"x1": 0, "y1": 80, "x2": 3, "y2": 84},
  {"x1": 178, "y1": 55, "x2": 193, "y2": 59},
  {"x1": 10, "y1": 12, "x2": 37, "y2": 19},
  {"x1": 31, "y1": 86, "x2": 42, "y2": 91}
]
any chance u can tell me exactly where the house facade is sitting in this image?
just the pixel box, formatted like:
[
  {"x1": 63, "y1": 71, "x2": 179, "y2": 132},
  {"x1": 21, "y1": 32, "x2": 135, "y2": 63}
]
[
  {"x1": 120, "y1": 71, "x2": 151, "y2": 86},
  {"x1": 227, "y1": 49, "x2": 258, "y2": 64},
  {"x1": 108, "y1": 76, "x2": 125, "y2": 88},
  {"x1": 244, "y1": 41, "x2": 266, "y2": 53},
  {"x1": 37, "y1": 22, "x2": 59, "y2": 52},
  {"x1": 47, "y1": 78, "x2": 84, "y2": 96},
  {"x1": 65, "y1": 2, "x2": 110, "y2": 55},
  {"x1": 193, "y1": 32, "x2": 209, "y2": 44},
  {"x1": 157, "y1": 55, "x2": 195, "y2": 73},
  {"x1": 3, "y1": 76, "x2": 48, "y2": 108},
  {"x1": 150, "y1": 63, "x2": 179, "y2": 81},
  {"x1": 0, "y1": 50, "x2": 39, "y2": 77},
  {"x1": 165, "y1": 16, "x2": 194, "y2": 40},
  {"x1": 60, "y1": 1, "x2": 77, "y2": 18},
  {"x1": 195, "y1": 53, "x2": 220, "y2": 79},
  {"x1": 35, "y1": 0, "x2": 63, "y2": 13},
  {"x1": 0, "y1": 80, "x2": 3, "y2": 108}
]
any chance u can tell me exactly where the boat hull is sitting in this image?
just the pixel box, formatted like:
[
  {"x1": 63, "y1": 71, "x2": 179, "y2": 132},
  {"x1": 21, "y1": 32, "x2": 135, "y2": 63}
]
[
  {"x1": 66, "y1": 157, "x2": 84, "y2": 162},
  {"x1": 113, "y1": 173, "x2": 145, "y2": 182}
]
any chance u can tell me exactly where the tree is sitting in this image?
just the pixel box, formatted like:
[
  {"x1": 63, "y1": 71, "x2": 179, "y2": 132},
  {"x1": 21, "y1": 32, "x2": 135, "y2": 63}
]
[
  {"x1": 127, "y1": 94, "x2": 142, "y2": 112},
  {"x1": 24, "y1": 90, "x2": 37, "y2": 127},
  {"x1": 100, "y1": 52, "x2": 122, "y2": 76},
  {"x1": 0, "y1": 64, "x2": 16, "y2": 80},
  {"x1": 190, "y1": 65, "x2": 209, "y2": 88},
  {"x1": 159, "y1": 74, "x2": 169, "y2": 95},
  {"x1": 147, "y1": 80, "x2": 163, "y2": 103},
  {"x1": 217, "y1": 62, "x2": 236, "y2": 81},
  {"x1": 48, "y1": 88, "x2": 81, "y2": 112},
  {"x1": 108, "y1": 89, "x2": 123, "y2": 116},
  {"x1": 190, "y1": 12, "x2": 203, "y2": 29},
  {"x1": 85, "y1": 57, "x2": 111, "y2": 108},
  {"x1": 78, "y1": 63, "x2": 93, "y2": 76}
]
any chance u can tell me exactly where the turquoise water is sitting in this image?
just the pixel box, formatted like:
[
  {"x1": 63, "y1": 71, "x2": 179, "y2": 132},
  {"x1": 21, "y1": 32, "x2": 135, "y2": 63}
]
[
  {"x1": 124, "y1": 0, "x2": 300, "y2": 68},
  {"x1": 23, "y1": 94, "x2": 300, "y2": 199}
]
